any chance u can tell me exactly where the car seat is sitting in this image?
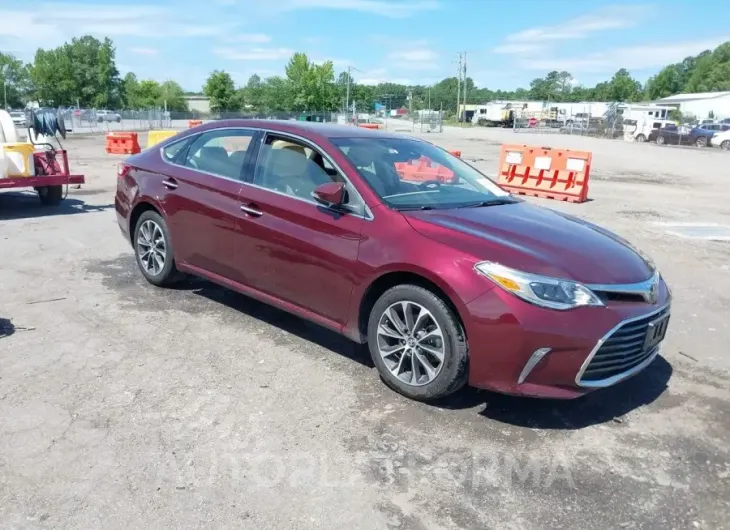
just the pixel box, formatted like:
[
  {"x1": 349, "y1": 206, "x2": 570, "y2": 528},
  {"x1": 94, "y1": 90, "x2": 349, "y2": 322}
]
[{"x1": 346, "y1": 145, "x2": 402, "y2": 197}]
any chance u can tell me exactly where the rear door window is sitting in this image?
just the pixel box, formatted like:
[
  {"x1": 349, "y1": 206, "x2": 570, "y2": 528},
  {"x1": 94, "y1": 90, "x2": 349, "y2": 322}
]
[{"x1": 183, "y1": 129, "x2": 255, "y2": 180}]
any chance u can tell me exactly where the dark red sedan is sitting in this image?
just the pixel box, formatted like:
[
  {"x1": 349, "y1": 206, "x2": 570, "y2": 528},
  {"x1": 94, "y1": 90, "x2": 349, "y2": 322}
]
[{"x1": 115, "y1": 120, "x2": 671, "y2": 401}]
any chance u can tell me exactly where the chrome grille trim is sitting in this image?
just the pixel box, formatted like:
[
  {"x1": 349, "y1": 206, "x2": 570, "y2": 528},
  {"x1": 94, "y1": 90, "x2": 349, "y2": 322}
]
[
  {"x1": 575, "y1": 303, "x2": 670, "y2": 388},
  {"x1": 586, "y1": 271, "x2": 660, "y2": 304}
]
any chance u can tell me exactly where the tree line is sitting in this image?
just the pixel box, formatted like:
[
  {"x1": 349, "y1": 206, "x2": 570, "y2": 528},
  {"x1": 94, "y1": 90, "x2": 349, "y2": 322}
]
[{"x1": 1, "y1": 36, "x2": 728, "y2": 114}]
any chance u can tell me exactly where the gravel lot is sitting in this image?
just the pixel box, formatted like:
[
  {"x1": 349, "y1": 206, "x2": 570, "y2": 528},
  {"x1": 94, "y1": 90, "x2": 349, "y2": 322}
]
[{"x1": 1, "y1": 125, "x2": 728, "y2": 529}]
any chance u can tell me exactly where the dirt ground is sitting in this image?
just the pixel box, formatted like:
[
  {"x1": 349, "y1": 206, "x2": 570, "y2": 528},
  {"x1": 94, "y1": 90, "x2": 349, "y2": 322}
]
[{"x1": 1, "y1": 125, "x2": 728, "y2": 530}]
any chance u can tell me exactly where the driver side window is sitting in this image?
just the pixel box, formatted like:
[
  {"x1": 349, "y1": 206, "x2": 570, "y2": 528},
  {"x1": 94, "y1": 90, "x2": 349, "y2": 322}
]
[{"x1": 254, "y1": 135, "x2": 344, "y2": 201}]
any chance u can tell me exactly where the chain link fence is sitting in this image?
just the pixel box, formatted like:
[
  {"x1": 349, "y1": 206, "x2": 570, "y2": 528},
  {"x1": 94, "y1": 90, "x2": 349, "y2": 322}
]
[
  {"x1": 54, "y1": 107, "x2": 173, "y2": 133},
  {"x1": 511, "y1": 107, "x2": 624, "y2": 139}
]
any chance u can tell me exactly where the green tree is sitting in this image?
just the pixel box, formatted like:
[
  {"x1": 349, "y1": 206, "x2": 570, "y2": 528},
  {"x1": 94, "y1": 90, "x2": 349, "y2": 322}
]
[
  {"x1": 30, "y1": 35, "x2": 120, "y2": 107},
  {"x1": 242, "y1": 74, "x2": 265, "y2": 109},
  {"x1": 606, "y1": 69, "x2": 643, "y2": 101},
  {"x1": 203, "y1": 70, "x2": 238, "y2": 112},
  {"x1": 0, "y1": 52, "x2": 31, "y2": 108},
  {"x1": 159, "y1": 80, "x2": 188, "y2": 112}
]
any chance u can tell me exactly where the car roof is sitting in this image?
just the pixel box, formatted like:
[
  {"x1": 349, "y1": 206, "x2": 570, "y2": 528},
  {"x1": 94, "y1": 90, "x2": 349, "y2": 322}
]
[{"x1": 200, "y1": 119, "x2": 411, "y2": 141}]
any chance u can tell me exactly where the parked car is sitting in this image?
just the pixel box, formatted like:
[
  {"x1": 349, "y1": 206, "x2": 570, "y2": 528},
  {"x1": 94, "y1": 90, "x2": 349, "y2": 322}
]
[
  {"x1": 116, "y1": 120, "x2": 671, "y2": 401},
  {"x1": 711, "y1": 130, "x2": 730, "y2": 150},
  {"x1": 96, "y1": 109, "x2": 122, "y2": 123},
  {"x1": 653, "y1": 124, "x2": 715, "y2": 147},
  {"x1": 9, "y1": 110, "x2": 27, "y2": 127}
]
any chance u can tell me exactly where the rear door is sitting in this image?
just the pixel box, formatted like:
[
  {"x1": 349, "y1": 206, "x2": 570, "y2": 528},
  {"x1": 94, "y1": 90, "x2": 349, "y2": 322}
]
[
  {"x1": 233, "y1": 132, "x2": 366, "y2": 324},
  {"x1": 161, "y1": 128, "x2": 258, "y2": 280}
]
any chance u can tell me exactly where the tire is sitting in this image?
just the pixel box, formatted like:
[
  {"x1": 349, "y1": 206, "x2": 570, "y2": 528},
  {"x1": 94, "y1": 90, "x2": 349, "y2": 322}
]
[
  {"x1": 696, "y1": 136, "x2": 707, "y2": 148},
  {"x1": 116, "y1": 116, "x2": 121, "y2": 123},
  {"x1": 636, "y1": 134, "x2": 646, "y2": 143},
  {"x1": 367, "y1": 284, "x2": 468, "y2": 401},
  {"x1": 37, "y1": 185, "x2": 63, "y2": 206},
  {"x1": 656, "y1": 135, "x2": 665, "y2": 145},
  {"x1": 132, "y1": 210, "x2": 184, "y2": 287},
  {"x1": 721, "y1": 140, "x2": 730, "y2": 151}
]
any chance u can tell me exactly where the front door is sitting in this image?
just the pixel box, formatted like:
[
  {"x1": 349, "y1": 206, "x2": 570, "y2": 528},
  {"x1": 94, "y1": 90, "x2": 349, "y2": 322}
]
[
  {"x1": 162, "y1": 128, "x2": 256, "y2": 280},
  {"x1": 233, "y1": 133, "x2": 366, "y2": 324}
]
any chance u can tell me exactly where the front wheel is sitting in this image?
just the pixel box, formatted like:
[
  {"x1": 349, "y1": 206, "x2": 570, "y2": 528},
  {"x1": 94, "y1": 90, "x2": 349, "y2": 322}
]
[
  {"x1": 721, "y1": 140, "x2": 730, "y2": 151},
  {"x1": 656, "y1": 135, "x2": 665, "y2": 145},
  {"x1": 133, "y1": 210, "x2": 184, "y2": 286},
  {"x1": 367, "y1": 285, "x2": 468, "y2": 401}
]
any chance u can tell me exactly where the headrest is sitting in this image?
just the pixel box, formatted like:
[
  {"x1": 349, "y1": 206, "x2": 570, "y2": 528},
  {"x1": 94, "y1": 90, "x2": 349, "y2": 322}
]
[
  {"x1": 346, "y1": 145, "x2": 376, "y2": 167},
  {"x1": 200, "y1": 146, "x2": 229, "y2": 162},
  {"x1": 269, "y1": 147, "x2": 307, "y2": 179}
]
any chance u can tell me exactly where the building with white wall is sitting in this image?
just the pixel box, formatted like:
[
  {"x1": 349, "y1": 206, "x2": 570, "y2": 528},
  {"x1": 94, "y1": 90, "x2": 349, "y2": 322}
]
[{"x1": 654, "y1": 92, "x2": 730, "y2": 120}]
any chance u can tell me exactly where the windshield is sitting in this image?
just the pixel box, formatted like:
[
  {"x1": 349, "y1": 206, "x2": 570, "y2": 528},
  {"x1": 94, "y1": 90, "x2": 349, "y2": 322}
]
[{"x1": 331, "y1": 136, "x2": 512, "y2": 210}]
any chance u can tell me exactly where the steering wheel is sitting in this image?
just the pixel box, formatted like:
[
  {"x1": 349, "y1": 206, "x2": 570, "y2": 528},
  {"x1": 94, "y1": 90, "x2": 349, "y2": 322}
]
[{"x1": 418, "y1": 180, "x2": 442, "y2": 190}]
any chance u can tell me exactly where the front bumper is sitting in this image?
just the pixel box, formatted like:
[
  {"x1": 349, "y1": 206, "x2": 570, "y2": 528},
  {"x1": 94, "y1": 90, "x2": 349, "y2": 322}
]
[{"x1": 464, "y1": 279, "x2": 671, "y2": 399}]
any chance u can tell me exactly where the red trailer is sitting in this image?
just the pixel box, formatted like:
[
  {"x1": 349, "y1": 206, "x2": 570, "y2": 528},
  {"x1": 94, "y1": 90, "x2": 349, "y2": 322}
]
[{"x1": 1, "y1": 145, "x2": 85, "y2": 205}]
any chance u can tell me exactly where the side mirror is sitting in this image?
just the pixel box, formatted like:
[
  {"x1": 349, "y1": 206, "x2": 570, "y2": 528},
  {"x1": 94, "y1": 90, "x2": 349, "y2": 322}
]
[{"x1": 312, "y1": 182, "x2": 346, "y2": 207}]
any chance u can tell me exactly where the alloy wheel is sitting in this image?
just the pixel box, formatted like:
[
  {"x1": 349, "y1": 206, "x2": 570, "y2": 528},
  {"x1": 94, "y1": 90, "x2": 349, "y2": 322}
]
[
  {"x1": 137, "y1": 220, "x2": 167, "y2": 276},
  {"x1": 376, "y1": 301, "x2": 445, "y2": 386}
]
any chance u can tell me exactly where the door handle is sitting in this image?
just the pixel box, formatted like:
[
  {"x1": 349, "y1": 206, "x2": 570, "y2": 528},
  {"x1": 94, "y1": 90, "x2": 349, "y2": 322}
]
[
  {"x1": 240, "y1": 204, "x2": 263, "y2": 217},
  {"x1": 162, "y1": 178, "x2": 178, "y2": 190}
]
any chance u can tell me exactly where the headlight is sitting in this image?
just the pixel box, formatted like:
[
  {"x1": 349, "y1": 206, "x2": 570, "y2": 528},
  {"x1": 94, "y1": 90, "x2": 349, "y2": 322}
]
[{"x1": 474, "y1": 262, "x2": 604, "y2": 311}]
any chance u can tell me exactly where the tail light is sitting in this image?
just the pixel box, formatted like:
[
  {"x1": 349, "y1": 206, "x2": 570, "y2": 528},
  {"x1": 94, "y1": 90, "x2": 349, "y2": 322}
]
[{"x1": 117, "y1": 162, "x2": 132, "y2": 180}]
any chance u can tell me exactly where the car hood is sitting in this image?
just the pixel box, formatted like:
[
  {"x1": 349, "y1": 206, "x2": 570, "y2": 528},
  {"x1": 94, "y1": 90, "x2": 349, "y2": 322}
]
[{"x1": 403, "y1": 202, "x2": 654, "y2": 285}]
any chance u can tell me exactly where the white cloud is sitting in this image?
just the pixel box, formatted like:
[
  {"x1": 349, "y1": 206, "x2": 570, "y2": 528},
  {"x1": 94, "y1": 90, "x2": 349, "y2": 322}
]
[
  {"x1": 492, "y1": 43, "x2": 542, "y2": 55},
  {"x1": 130, "y1": 47, "x2": 159, "y2": 56},
  {"x1": 386, "y1": 47, "x2": 439, "y2": 70},
  {"x1": 506, "y1": 5, "x2": 651, "y2": 45},
  {"x1": 388, "y1": 49, "x2": 437, "y2": 62},
  {"x1": 213, "y1": 47, "x2": 296, "y2": 60},
  {"x1": 225, "y1": 33, "x2": 272, "y2": 43},
  {"x1": 521, "y1": 37, "x2": 730, "y2": 73},
  {"x1": 271, "y1": 0, "x2": 440, "y2": 18},
  {"x1": 0, "y1": 4, "x2": 231, "y2": 57},
  {"x1": 493, "y1": 5, "x2": 653, "y2": 56}
]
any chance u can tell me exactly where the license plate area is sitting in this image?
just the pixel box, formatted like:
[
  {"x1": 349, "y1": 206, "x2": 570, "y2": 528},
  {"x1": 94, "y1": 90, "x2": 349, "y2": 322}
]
[{"x1": 644, "y1": 313, "x2": 670, "y2": 351}]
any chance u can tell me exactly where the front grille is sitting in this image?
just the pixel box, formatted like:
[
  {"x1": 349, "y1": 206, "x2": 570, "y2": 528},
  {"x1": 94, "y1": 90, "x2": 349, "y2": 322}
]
[{"x1": 580, "y1": 306, "x2": 670, "y2": 383}]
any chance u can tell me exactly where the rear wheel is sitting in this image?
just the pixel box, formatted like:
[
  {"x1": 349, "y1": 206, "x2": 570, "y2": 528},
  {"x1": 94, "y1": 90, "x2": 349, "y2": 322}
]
[
  {"x1": 696, "y1": 136, "x2": 707, "y2": 148},
  {"x1": 636, "y1": 134, "x2": 646, "y2": 143},
  {"x1": 367, "y1": 285, "x2": 468, "y2": 401},
  {"x1": 133, "y1": 210, "x2": 184, "y2": 286},
  {"x1": 37, "y1": 185, "x2": 63, "y2": 206}
]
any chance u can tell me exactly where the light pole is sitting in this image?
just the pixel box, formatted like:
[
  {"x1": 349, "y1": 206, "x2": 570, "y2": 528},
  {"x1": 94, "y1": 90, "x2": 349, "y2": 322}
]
[{"x1": 345, "y1": 65, "x2": 363, "y2": 121}]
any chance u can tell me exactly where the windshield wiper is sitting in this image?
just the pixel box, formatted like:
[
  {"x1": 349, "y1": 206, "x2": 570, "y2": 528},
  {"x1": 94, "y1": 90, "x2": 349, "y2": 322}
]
[
  {"x1": 461, "y1": 198, "x2": 518, "y2": 208},
  {"x1": 395, "y1": 205, "x2": 434, "y2": 211}
]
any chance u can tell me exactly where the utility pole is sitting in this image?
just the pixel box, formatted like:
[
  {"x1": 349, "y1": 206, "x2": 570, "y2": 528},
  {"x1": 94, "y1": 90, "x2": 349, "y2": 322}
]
[
  {"x1": 345, "y1": 65, "x2": 351, "y2": 120},
  {"x1": 456, "y1": 52, "x2": 462, "y2": 122},
  {"x1": 462, "y1": 52, "x2": 468, "y2": 127}
]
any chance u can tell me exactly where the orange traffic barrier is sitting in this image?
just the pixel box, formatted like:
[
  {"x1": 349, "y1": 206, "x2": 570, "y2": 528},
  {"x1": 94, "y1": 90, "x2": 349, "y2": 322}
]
[
  {"x1": 189, "y1": 120, "x2": 203, "y2": 128},
  {"x1": 497, "y1": 144, "x2": 591, "y2": 203},
  {"x1": 449, "y1": 150, "x2": 461, "y2": 157},
  {"x1": 105, "y1": 132, "x2": 141, "y2": 155},
  {"x1": 359, "y1": 123, "x2": 379, "y2": 129},
  {"x1": 395, "y1": 156, "x2": 457, "y2": 184}
]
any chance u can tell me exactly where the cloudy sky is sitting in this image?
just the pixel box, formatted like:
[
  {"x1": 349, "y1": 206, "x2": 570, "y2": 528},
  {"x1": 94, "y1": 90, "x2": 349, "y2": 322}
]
[{"x1": 1, "y1": 0, "x2": 728, "y2": 91}]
